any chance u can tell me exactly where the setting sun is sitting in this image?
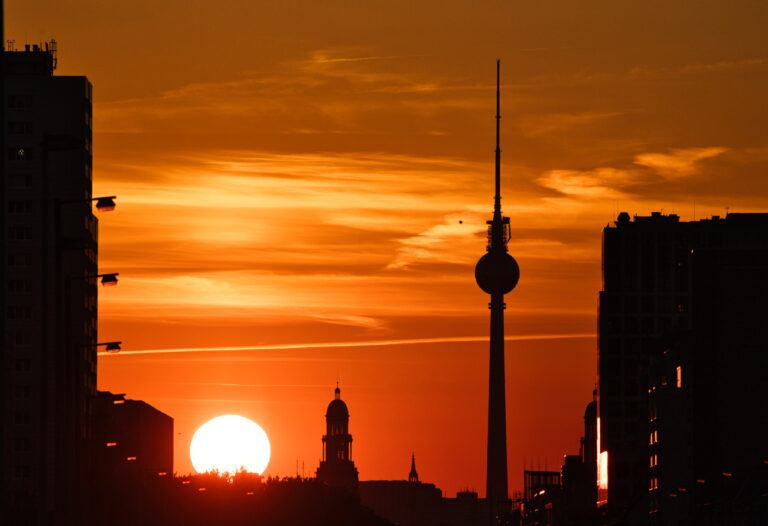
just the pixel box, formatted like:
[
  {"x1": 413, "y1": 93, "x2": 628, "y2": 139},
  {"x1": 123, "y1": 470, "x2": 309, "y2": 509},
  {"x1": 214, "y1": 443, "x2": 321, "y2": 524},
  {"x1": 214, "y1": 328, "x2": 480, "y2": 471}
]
[{"x1": 190, "y1": 415, "x2": 271, "y2": 475}]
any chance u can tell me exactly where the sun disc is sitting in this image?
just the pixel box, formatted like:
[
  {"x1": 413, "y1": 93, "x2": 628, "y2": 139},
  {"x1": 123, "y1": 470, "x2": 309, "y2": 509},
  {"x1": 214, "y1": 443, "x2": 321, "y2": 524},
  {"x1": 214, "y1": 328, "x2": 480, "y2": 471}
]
[{"x1": 190, "y1": 415, "x2": 271, "y2": 475}]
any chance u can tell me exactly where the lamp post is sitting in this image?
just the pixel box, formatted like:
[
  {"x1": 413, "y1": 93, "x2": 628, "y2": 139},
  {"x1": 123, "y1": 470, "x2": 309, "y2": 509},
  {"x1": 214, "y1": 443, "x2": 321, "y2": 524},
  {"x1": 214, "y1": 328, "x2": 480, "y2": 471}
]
[
  {"x1": 53, "y1": 190, "x2": 118, "y2": 522},
  {"x1": 40, "y1": 132, "x2": 121, "y2": 523}
]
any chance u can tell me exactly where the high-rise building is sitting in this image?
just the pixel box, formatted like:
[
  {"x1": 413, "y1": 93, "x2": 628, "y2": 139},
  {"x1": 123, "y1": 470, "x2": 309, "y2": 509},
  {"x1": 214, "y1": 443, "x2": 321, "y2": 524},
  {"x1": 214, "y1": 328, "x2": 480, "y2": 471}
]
[
  {"x1": 1, "y1": 37, "x2": 98, "y2": 524},
  {"x1": 648, "y1": 248, "x2": 768, "y2": 524},
  {"x1": 316, "y1": 385, "x2": 358, "y2": 492},
  {"x1": 598, "y1": 211, "x2": 768, "y2": 524},
  {"x1": 474, "y1": 60, "x2": 520, "y2": 524}
]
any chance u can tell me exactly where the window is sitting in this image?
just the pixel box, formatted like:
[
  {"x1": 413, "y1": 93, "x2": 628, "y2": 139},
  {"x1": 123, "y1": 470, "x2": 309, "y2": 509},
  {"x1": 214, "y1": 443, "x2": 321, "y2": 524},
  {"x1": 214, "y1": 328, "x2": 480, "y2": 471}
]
[
  {"x1": 676, "y1": 366, "x2": 682, "y2": 388},
  {"x1": 8, "y1": 201, "x2": 32, "y2": 215},
  {"x1": 7, "y1": 280, "x2": 32, "y2": 293},
  {"x1": 8, "y1": 94, "x2": 33, "y2": 109},
  {"x1": 13, "y1": 465, "x2": 31, "y2": 480},
  {"x1": 8, "y1": 121, "x2": 33, "y2": 134},
  {"x1": 8, "y1": 147, "x2": 32, "y2": 161},
  {"x1": 13, "y1": 385, "x2": 31, "y2": 399},
  {"x1": 13, "y1": 437, "x2": 32, "y2": 452},
  {"x1": 8, "y1": 174, "x2": 30, "y2": 188},
  {"x1": 13, "y1": 332, "x2": 32, "y2": 346},
  {"x1": 7, "y1": 305, "x2": 32, "y2": 320},
  {"x1": 14, "y1": 359, "x2": 31, "y2": 372},
  {"x1": 8, "y1": 227, "x2": 32, "y2": 241},
  {"x1": 8, "y1": 253, "x2": 32, "y2": 266}
]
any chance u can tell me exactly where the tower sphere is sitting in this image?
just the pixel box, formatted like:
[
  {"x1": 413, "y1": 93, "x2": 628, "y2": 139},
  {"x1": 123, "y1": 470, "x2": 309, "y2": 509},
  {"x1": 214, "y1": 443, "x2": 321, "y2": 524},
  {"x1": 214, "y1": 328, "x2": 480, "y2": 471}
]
[{"x1": 475, "y1": 251, "x2": 520, "y2": 295}]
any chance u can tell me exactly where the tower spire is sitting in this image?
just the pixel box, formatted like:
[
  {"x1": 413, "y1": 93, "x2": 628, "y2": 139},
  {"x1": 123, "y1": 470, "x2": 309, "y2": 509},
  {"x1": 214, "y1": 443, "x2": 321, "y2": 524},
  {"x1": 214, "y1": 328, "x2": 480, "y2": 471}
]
[{"x1": 494, "y1": 59, "x2": 501, "y2": 216}]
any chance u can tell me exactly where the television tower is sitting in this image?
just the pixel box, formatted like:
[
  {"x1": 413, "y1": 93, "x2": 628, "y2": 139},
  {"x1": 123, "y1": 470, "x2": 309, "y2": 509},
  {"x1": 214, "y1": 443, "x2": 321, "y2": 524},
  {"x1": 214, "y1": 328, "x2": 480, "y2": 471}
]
[{"x1": 474, "y1": 60, "x2": 520, "y2": 523}]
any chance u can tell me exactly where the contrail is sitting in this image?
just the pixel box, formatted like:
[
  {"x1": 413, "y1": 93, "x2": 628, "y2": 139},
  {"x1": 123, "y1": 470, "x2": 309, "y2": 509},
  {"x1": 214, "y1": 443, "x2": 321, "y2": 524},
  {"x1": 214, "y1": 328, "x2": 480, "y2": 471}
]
[{"x1": 99, "y1": 333, "x2": 594, "y2": 356}]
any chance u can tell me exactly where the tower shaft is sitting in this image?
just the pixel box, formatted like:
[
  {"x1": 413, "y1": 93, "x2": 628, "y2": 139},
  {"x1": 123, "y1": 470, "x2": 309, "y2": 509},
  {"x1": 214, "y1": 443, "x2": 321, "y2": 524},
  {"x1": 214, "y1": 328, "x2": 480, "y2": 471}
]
[{"x1": 486, "y1": 292, "x2": 509, "y2": 508}]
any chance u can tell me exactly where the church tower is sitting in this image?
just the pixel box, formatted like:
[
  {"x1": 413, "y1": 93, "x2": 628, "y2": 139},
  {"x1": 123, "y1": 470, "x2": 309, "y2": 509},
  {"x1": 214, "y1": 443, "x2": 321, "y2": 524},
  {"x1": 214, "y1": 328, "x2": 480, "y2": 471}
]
[
  {"x1": 474, "y1": 60, "x2": 520, "y2": 524},
  {"x1": 316, "y1": 385, "x2": 359, "y2": 492}
]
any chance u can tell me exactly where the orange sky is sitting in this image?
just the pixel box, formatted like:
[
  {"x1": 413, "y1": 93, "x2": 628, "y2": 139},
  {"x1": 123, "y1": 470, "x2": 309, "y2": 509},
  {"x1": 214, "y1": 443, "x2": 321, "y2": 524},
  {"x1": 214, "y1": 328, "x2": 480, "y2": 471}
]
[{"x1": 8, "y1": 0, "x2": 768, "y2": 496}]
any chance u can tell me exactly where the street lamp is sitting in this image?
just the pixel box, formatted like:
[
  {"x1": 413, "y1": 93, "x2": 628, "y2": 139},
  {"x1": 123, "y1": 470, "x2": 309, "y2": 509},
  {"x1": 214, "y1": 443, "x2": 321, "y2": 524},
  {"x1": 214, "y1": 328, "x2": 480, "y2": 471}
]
[
  {"x1": 73, "y1": 273, "x2": 119, "y2": 286},
  {"x1": 94, "y1": 196, "x2": 116, "y2": 212},
  {"x1": 96, "y1": 341, "x2": 122, "y2": 354},
  {"x1": 59, "y1": 195, "x2": 117, "y2": 213},
  {"x1": 99, "y1": 273, "x2": 119, "y2": 287}
]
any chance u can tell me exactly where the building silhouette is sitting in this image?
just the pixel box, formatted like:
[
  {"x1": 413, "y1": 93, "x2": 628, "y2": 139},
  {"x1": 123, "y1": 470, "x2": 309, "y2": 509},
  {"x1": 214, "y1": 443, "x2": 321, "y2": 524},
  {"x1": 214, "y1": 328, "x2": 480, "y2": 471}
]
[
  {"x1": 556, "y1": 392, "x2": 600, "y2": 526},
  {"x1": 581, "y1": 390, "x2": 598, "y2": 511},
  {"x1": 474, "y1": 60, "x2": 520, "y2": 524},
  {"x1": 92, "y1": 391, "x2": 174, "y2": 479},
  {"x1": 510, "y1": 393, "x2": 601, "y2": 526},
  {"x1": 92, "y1": 391, "x2": 174, "y2": 525},
  {"x1": 648, "y1": 249, "x2": 768, "y2": 524},
  {"x1": 598, "y1": 211, "x2": 768, "y2": 524},
  {"x1": 359, "y1": 455, "x2": 486, "y2": 526},
  {"x1": 1, "y1": 29, "x2": 99, "y2": 525},
  {"x1": 316, "y1": 385, "x2": 358, "y2": 492}
]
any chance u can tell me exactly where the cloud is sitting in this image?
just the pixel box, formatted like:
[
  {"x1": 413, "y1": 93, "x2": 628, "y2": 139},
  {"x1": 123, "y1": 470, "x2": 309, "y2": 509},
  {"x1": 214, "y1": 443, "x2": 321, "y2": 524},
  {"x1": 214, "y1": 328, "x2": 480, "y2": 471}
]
[
  {"x1": 536, "y1": 168, "x2": 631, "y2": 199},
  {"x1": 634, "y1": 147, "x2": 727, "y2": 179},
  {"x1": 536, "y1": 146, "x2": 729, "y2": 200},
  {"x1": 308, "y1": 313, "x2": 386, "y2": 329},
  {"x1": 387, "y1": 212, "x2": 486, "y2": 269}
]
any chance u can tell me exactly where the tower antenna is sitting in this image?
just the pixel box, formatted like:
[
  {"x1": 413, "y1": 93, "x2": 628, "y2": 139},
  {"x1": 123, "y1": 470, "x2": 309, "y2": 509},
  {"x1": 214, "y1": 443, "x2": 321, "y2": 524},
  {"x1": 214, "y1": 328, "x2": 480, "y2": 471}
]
[{"x1": 494, "y1": 59, "x2": 502, "y2": 216}]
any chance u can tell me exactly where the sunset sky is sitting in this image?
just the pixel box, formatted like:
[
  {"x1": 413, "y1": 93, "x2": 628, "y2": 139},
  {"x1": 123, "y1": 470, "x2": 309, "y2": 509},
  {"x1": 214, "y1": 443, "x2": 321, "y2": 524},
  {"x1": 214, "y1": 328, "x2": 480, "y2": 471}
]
[{"x1": 8, "y1": 1, "x2": 768, "y2": 496}]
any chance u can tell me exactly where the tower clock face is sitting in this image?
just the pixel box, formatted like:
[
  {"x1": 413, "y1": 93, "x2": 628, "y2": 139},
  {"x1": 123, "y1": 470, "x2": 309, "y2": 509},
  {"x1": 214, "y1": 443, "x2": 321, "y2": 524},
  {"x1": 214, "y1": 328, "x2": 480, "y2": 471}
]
[{"x1": 475, "y1": 251, "x2": 520, "y2": 295}]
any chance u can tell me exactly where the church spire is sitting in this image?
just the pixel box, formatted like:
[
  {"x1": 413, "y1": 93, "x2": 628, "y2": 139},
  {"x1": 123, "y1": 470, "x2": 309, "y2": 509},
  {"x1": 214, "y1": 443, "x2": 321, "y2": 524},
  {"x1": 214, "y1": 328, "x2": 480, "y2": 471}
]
[{"x1": 408, "y1": 453, "x2": 419, "y2": 483}]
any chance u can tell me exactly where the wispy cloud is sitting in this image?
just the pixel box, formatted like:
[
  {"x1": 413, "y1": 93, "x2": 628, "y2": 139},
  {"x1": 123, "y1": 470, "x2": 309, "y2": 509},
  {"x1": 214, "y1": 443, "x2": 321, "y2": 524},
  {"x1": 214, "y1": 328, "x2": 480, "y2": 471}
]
[
  {"x1": 388, "y1": 212, "x2": 486, "y2": 269},
  {"x1": 537, "y1": 168, "x2": 631, "y2": 199},
  {"x1": 634, "y1": 147, "x2": 727, "y2": 179}
]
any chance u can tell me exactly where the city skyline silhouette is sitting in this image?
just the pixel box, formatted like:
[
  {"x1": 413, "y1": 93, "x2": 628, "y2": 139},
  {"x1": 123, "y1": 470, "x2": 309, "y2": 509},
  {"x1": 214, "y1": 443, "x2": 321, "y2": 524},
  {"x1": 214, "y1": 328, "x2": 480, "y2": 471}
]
[{"x1": 2, "y1": 1, "x2": 768, "y2": 524}]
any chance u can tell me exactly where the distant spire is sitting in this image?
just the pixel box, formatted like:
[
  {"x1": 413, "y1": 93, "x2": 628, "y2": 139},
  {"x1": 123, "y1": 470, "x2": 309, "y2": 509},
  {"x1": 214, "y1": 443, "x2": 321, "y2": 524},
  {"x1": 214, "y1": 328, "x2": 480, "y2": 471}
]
[
  {"x1": 408, "y1": 453, "x2": 419, "y2": 483},
  {"x1": 494, "y1": 59, "x2": 502, "y2": 216},
  {"x1": 334, "y1": 383, "x2": 340, "y2": 400}
]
